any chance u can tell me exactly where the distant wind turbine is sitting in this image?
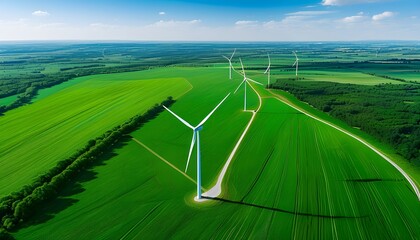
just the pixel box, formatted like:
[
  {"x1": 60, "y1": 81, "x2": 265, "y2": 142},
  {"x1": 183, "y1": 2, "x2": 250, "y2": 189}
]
[
  {"x1": 292, "y1": 51, "x2": 299, "y2": 80},
  {"x1": 376, "y1": 48, "x2": 381, "y2": 58},
  {"x1": 234, "y1": 58, "x2": 263, "y2": 111},
  {"x1": 264, "y1": 53, "x2": 271, "y2": 88},
  {"x1": 222, "y1": 49, "x2": 236, "y2": 79},
  {"x1": 163, "y1": 93, "x2": 231, "y2": 200}
]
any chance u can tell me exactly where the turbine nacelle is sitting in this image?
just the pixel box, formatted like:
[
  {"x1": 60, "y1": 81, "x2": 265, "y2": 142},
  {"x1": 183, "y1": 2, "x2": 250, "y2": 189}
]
[
  {"x1": 164, "y1": 93, "x2": 230, "y2": 172},
  {"x1": 235, "y1": 58, "x2": 263, "y2": 110},
  {"x1": 163, "y1": 93, "x2": 231, "y2": 200}
]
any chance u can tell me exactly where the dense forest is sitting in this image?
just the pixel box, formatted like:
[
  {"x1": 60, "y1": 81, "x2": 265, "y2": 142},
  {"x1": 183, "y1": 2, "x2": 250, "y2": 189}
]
[{"x1": 271, "y1": 80, "x2": 420, "y2": 166}]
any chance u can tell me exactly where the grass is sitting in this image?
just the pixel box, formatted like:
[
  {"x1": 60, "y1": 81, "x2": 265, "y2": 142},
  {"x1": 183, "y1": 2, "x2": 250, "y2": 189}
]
[
  {"x1": 225, "y1": 96, "x2": 419, "y2": 239},
  {"x1": 266, "y1": 88, "x2": 420, "y2": 186},
  {"x1": 373, "y1": 70, "x2": 420, "y2": 83},
  {"x1": 0, "y1": 69, "x2": 191, "y2": 197},
  {"x1": 14, "y1": 66, "x2": 420, "y2": 239},
  {"x1": 0, "y1": 94, "x2": 18, "y2": 106},
  {"x1": 293, "y1": 70, "x2": 404, "y2": 85}
]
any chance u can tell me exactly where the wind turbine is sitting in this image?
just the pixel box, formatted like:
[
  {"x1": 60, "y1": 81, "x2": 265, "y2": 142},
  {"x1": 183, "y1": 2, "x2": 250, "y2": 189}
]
[
  {"x1": 163, "y1": 93, "x2": 230, "y2": 200},
  {"x1": 234, "y1": 58, "x2": 263, "y2": 111},
  {"x1": 264, "y1": 53, "x2": 271, "y2": 88},
  {"x1": 376, "y1": 48, "x2": 381, "y2": 58},
  {"x1": 222, "y1": 49, "x2": 236, "y2": 80},
  {"x1": 292, "y1": 51, "x2": 299, "y2": 80}
]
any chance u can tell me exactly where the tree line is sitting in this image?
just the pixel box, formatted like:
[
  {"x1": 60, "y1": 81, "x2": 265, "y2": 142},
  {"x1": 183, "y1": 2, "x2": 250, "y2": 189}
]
[
  {"x1": 0, "y1": 96, "x2": 175, "y2": 236},
  {"x1": 271, "y1": 80, "x2": 420, "y2": 166}
]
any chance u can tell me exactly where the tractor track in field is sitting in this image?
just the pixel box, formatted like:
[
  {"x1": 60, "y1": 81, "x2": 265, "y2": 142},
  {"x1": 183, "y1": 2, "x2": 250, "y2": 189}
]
[
  {"x1": 267, "y1": 89, "x2": 420, "y2": 201},
  {"x1": 119, "y1": 201, "x2": 164, "y2": 240},
  {"x1": 240, "y1": 146, "x2": 275, "y2": 202}
]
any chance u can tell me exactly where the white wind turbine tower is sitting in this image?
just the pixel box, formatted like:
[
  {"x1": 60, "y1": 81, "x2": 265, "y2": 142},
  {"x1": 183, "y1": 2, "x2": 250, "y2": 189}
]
[
  {"x1": 234, "y1": 58, "x2": 263, "y2": 111},
  {"x1": 163, "y1": 93, "x2": 230, "y2": 200},
  {"x1": 264, "y1": 53, "x2": 271, "y2": 88},
  {"x1": 292, "y1": 51, "x2": 299, "y2": 80},
  {"x1": 222, "y1": 49, "x2": 236, "y2": 79},
  {"x1": 376, "y1": 48, "x2": 381, "y2": 58}
]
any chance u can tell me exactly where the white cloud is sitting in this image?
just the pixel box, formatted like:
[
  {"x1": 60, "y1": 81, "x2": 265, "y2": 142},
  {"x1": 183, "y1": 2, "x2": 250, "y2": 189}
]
[
  {"x1": 89, "y1": 23, "x2": 120, "y2": 29},
  {"x1": 235, "y1": 20, "x2": 258, "y2": 26},
  {"x1": 281, "y1": 11, "x2": 332, "y2": 23},
  {"x1": 372, "y1": 11, "x2": 394, "y2": 21},
  {"x1": 0, "y1": 13, "x2": 417, "y2": 41},
  {"x1": 32, "y1": 10, "x2": 49, "y2": 17},
  {"x1": 322, "y1": 0, "x2": 380, "y2": 6},
  {"x1": 159, "y1": 12, "x2": 166, "y2": 15},
  {"x1": 286, "y1": 11, "x2": 332, "y2": 16},
  {"x1": 342, "y1": 12, "x2": 366, "y2": 23},
  {"x1": 342, "y1": 15, "x2": 365, "y2": 23},
  {"x1": 151, "y1": 19, "x2": 201, "y2": 28}
]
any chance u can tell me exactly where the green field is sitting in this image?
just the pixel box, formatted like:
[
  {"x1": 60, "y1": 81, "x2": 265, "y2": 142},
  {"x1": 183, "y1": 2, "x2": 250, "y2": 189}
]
[
  {"x1": 0, "y1": 69, "x2": 192, "y2": 197},
  {"x1": 267, "y1": 89, "x2": 420, "y2": 186},
  {"x1": 294, "y1": 70, "x2": 404, "y2": 85},
  {"x1": 0, "y1": 94, "x2": 18, "y2": 106},
  {"x1": 1, "y1": 43, "x2": 419, "y2": 239},
  {"x1": 14, "y1": 67, "x2": 420, "y2": 239},
  {"x1": 373, "y1": 70, "x2": 420, "y2": 83}
]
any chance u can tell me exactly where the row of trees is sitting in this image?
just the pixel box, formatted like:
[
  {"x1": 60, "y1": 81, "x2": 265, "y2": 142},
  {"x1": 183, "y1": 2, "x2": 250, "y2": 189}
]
[
  {"x1": 271, "y1": 80, "x2": 420, "y2": 166},
  {"x1": 0, "y1": 97, "x2": 174, "y2": 234}
]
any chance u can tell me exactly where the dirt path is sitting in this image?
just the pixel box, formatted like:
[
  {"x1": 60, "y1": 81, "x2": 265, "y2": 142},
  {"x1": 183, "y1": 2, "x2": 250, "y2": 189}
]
[
  {"x1": 202, "y1": 71, "x2": 263, "y2": 199},
  {"x1": 267, "y1": 89, "x2": 420, "y2": 201}
]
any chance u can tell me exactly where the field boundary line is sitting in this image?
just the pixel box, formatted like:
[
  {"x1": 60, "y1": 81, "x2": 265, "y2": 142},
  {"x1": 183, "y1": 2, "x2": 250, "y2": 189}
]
[
  {"x1": 131, "y1": 137, "x2": 198, "y2": 185},
  {"x1": 268, "y1": 90, "x2": 420, "y2": 201}
]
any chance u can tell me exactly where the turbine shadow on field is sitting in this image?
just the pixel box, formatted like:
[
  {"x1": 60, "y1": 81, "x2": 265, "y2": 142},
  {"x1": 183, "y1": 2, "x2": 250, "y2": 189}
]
[
  {"x1": 16, "y1": 135, "x2": 133, "y2": 230},
  {"x1": 202, "y1": 196, "x2": 365, "y2": 219}
]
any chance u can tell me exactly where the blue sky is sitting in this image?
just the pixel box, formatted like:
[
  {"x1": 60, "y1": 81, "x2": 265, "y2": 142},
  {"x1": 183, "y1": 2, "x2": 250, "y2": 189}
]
[{"x1": 0, "y1": 0, "x2": 419, "y2": 41}]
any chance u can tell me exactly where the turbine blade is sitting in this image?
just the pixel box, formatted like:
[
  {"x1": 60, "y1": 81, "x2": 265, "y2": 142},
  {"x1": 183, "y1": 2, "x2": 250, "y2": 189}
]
[
  {"x1": 292, "y1": 60, "x2": 297, "y2": 67},
  {"x1": 264, "y1": 66, "x2": 270, "y2": 74},
  {"x1": 163, "y1": 105, "x2": 194, "y2": 130},
  {"x1": 185, "y1": 131, "x2": 196, "y2": 172},
  {"x1": 247, "y1": 78, "x2": 264, "y2": 85},
  {"x1": 239, "y1": 58, "x2": 246, "y2": 78},
  {"x1": 268, "y1": 53, "x2": 271, "y2": 66},
  {"x1": 293, "y1": 51, "x2": 298, "y2": 59},
  {"x1": 234, "y1": 80, "x2": 246, "y2": 94},
  {"x1": 230, "y1": 48, "x2": 236, "y2": 60},
  {"x1": 197, "y1": 93, "x2": 231, "y2": 127},
  {"x1": 222, "y1": 55, "x2": 229, "y2": 61}
]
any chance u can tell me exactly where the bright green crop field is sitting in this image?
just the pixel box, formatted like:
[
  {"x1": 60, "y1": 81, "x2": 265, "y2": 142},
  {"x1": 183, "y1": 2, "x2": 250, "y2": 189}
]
[
  {"x1": 294, "y1": 70, "x2": 403, "y2": 85},
  {"x1": 14, "y1": 66, "x2": 420, "y2": 239},
  {"x1": 0, "y1": 69, "x2": 192, "y2": 197},
  {"x1": 1, "y1": 42, "x2": 419, "y2": 239}
]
